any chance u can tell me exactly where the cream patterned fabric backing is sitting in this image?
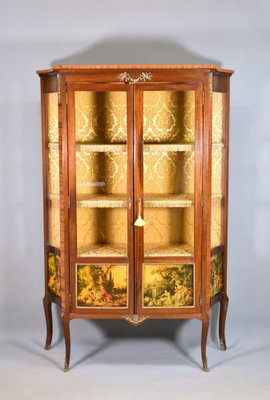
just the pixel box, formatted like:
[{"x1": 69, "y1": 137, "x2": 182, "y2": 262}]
[
  {"x1": 143, "y1": 91, "x2": 195, "y2": 143},
  {"x1": 46, "y1": 93, "x2": 59, "y2": 143},
  {"x1": 77, "y1": 208, "x2": 127, "y2": 256},
  {"x1": 76, "y1": 150, "x2": 127, "y2": 195},
  {"x1": 212, "y1": 93, "x2": 225, "y2": 143},
  {"x1": 46, "y1": 93, "x2": 60, "y2": 249},
  {"x1": 211, "y1": 92, "x2": 225, "y2": 249},
  {"x1": 75, "y1": 91, "x2": 127, "y2": 143}
]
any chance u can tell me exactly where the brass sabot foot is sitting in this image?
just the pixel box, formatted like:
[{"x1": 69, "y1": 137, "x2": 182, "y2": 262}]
[
  {"x1": 63, "y1": 359, "x2": 70, "y2": 372},
  {"x1": 202, "y1": 359, "x2": 209, "y2": 372}
]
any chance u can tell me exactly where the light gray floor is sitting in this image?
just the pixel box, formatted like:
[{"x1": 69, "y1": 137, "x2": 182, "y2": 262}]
[{"x1": 1, "y1": 311, "x2": 269, "y2": 400}]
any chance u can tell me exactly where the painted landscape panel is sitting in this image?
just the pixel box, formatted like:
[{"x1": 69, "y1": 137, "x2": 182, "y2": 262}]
[
  {"x1": 77, "y1": 264, "x2": 128, "y2": 308},
  {"x1": 144, "y1": 264, "x2": 194, "y2": 307},
  {"x1": 48, "y1": 253, "x2": 61, "y2": 297},
  {"x1": 210, "y1": 253, "x2": 223, "y2": 298}
]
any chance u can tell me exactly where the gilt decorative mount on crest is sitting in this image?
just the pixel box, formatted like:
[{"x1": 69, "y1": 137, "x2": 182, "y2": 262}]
[{"x1": 118, "y1": 72, "x2": 152, "y2": 83}]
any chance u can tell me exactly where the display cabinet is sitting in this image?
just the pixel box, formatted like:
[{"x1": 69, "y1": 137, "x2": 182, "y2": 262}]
[{"x1": 37, "y1": 65, "x2": 234, "y2": 371}]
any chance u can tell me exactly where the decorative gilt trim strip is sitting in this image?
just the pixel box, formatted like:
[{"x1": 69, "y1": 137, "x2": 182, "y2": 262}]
[
  {"x1": 124, "y1": 315, "x2": 149, "y2": 326},
  {"x1": 47, "y1": 142, "x2": 197, "y2": 153},
  {"x1": 144, "y1": 194, "x2": 193, "y2": 208},
  {"x1": 78, "y1": 197, "x2": 126, "y2": 208},
  {"x1": 118, "y1": 72, "x2": 152, "y2": 83},
  {"x1": 209, "y1": 72, "x2": 213, "y2": 99},
  {"x1": 56, "y1": 73, "x2": 61, "y2": 103},
  {"x1": 48, "y1": 193, "x2": 221, "y2": 208},
  {"x1": 144, "y1": 143, "x2": 194, "y2": 153},
  {"x1": 76, "y1": 143, "x2": 127, "y2": 153}
]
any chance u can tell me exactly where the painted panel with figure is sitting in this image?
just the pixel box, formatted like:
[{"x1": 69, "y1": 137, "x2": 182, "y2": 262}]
[
  {"x1": 77, "y1": 264, "x2": 128, "y2": 308},
  {"x1": 48, "y1": 253, "x2": 61, "y2": 297},
  {"x1": 143, "y1": 264, "x2": 194, "y2": 308},
  {"x1": 210, "y1": 253, "x2": 223, "y2": 298}
]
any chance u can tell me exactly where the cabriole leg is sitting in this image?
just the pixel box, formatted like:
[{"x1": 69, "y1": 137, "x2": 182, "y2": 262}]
[
  {"x1": 61, "y1": 313, "x2": 71, "y2": 372},
  {"x1": 201, "y1": 315, "x2": 210, "y2": 372},
  {"x1": 43, "y1": 296, "x2": 53, "y2": 350},
  {"x1": 219, "y1": 294, "x2": 229, "y2": 350}
]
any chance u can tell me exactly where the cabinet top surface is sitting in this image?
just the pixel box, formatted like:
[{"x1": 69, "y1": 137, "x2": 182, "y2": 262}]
[{"x1": 37, "y1": 64, "x2": 234, "y2": 75}]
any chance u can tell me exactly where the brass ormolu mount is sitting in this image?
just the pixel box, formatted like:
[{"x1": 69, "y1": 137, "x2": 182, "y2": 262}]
[
  {"x1": 118, "y1": 72, "x2": 152, "y2": 84},
  {"x1": 124, "y1": 315, "x2": 149, "y2": 326}
]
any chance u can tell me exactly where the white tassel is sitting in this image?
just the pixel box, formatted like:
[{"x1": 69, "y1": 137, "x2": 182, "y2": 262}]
[
  {"x1": 134, "y1": 199, "x2": 146, "y2": 227},
  {"x1": 134, "y1": 214, "x2": 146, "y2": 227}
]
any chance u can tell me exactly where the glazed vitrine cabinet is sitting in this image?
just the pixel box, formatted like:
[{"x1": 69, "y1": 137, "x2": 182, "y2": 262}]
[{"x1": 37, "y1": 65, "x2": 234, "y2": 372}]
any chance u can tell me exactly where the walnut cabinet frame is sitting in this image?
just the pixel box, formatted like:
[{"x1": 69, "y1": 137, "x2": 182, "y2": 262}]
[{"x1": 37, "y1": 65, "x2": 234, "y2": 371}]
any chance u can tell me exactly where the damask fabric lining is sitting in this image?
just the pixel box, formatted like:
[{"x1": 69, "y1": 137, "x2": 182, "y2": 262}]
[
  {"x1": 75, "y1": 91, "x2": 127, "y2": 143},
  {"x1": 48, "y1": 204, "x2": 60, "y2": 249},
  {"x1": 46, "y1": 93, "x2": 59, "y2": 143},
  {"x1": 46, "y1": 93, "x2": 60, "y2": 249},
  {"x1": 45, "y1": 89, "x2": 225, "y2": 263},
  {"x1": 75, "y1": 150, "x2": 195, "y2": 195},
  {"x1": 74, "y1": 90, "x2": 195, "y2": 144},
  {"x1": 212, "y1": 93, "x2": 225, "y2": 143},
  {"x1": 74, "y1": 91, "x2": 196, "y2": 252},
  {"x1": 211, "y1": 92, "x2": 225, "y2": 249},
  {"x1": 211, "y1": 200, "x2": 222, "y2": 248},
  {"x1": 76, "y1": 206, "x2": 194, "y2": 256}
]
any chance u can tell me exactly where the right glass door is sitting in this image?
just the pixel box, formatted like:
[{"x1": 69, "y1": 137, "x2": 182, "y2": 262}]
[{"x1": 135, "y1": 83, "x2": 203, "y2": 313}]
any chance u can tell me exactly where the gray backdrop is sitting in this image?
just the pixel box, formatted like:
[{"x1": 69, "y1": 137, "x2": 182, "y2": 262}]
[{"x1": 1, "y1": 1, "x2": 269, "y2": 399}]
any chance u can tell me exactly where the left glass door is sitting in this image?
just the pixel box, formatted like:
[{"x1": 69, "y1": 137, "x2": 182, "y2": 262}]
[{"x1": 68, "y1": 84, "x2": 134, "y2": 314}]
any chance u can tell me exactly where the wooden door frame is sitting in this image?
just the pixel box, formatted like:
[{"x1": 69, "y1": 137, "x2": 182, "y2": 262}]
[
  {"x1": 133, "y1": 82, "x2": 204, "y2": 316},
  {"x1": 66, "y1": 82, "x2": 135, "y2": 316}
]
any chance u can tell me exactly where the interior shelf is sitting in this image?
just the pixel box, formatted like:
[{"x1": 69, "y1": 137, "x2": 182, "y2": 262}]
[
  {"x1": 49, "y1": 193, "x2": 223, "y2": 208},
  {"x1": 78, "y1": 243, "x2": 127, "y2": 257},
  {"x1": 144, "y1": 143, "x2": 194, "y2": 152},
  {"x1": 144, "y1": 193, "x2": 194, "y2": 207},
  {"x1": 77, "y1": 193, "x2": 127, "y2": 208},
  {"x1": 47, "y1": 143, "x2": 127, "y2": 152},
  {"x1": 75, "y1": 143, "x2": 195, "y2": 153},
  {"x1": 144, "y1": 243, "x2": 193, "y2": 257},
  {"x1": 77, "y1": 242, "x2": 193, "y2": 258},
  {"x1": 76, "y1": 193, "x2": 195, "y2": 208},
  {"x1": 76, "y1": 143, "x2": 127, "y2": 153},
  {"x1": 48, "y1": 142, "x2": 224, "y2": 152}
]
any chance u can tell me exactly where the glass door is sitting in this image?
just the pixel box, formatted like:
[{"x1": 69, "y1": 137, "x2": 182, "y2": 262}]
[
  {"x1": 134, "y1": 83, "x2": 203, "y2": 314},
  {"x1": 68, "y1": 83, "x2": 134, "y2": 314},
  {"x1": 210, "y1": 90, "x2": 227, "y2": 298}
]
